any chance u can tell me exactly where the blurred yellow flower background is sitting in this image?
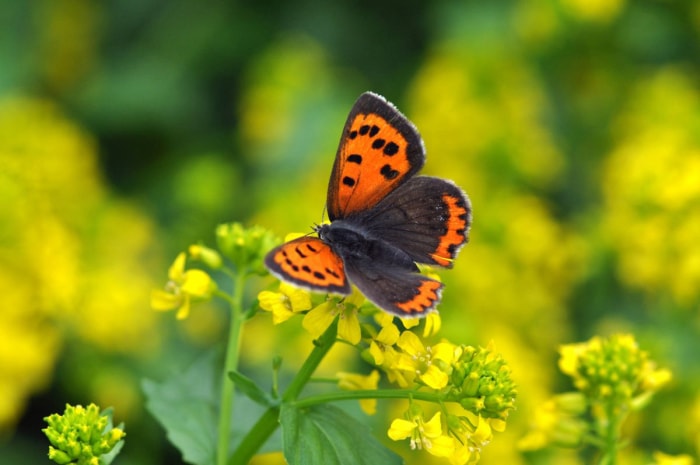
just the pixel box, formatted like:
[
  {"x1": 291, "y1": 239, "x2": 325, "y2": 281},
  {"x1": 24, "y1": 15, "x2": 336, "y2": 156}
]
[
  {"x1": 0, "y1": 97, "x2": 161, "y2": 431},
  {"x1": 2, "y1": 0, "x2": 699, "y2": 464}
]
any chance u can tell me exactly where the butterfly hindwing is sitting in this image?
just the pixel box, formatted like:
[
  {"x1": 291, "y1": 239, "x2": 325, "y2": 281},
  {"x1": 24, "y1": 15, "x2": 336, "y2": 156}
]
[
  {"x1": 327, "y1": 92, "x2": 425, "y2": 221},
  {"x1": 354, "y1": 176, "x2": 472, "y2": 268},
  {"x1": 264, "y1": 237, "x2": 351, "y2": 295},
  {"x1": 344, "y1": 259, "x2": 444, "y2": 316}
]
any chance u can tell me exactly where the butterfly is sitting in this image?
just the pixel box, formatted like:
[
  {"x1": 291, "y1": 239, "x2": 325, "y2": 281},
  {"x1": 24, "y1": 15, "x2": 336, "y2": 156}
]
[{"x1": 265, "y1": 92, "x2": 471, "y2": 317}]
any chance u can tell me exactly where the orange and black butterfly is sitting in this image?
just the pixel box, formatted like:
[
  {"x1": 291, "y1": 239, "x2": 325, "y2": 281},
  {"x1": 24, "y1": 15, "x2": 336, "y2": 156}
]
[{"x1": 265, "y1": 92, "x2": 471, "y2": 317}]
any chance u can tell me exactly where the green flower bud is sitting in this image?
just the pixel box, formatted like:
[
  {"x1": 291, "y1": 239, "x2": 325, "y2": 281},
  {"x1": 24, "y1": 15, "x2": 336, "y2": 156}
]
[
  {"x1": 216, "y1": 223, "x2": 278, "y2": 274},
  {"x1": 43, "y1": 403, "x2": 125, "y2": 465},
  {"x1": 553, "y1": 392, "x2": 587, "y2": 415},
  {"x1": 48, "y1": 447, "x2": 73, "y2": 465},
  {"x1": 450, "y1": 344, "x2": 517, "y2": 421},
  {"x1": 559, "y1": 334, "x2": 669, "y2": 412}
]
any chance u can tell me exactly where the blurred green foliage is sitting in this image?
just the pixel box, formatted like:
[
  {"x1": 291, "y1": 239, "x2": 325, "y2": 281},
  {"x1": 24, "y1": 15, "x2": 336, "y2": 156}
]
[{"x1": 1, "y1": 0, "x2": 699, "y2": 464}]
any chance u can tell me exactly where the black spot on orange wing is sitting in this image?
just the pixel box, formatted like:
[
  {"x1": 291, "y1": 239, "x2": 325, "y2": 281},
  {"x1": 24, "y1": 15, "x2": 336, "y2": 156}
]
[{"x1": 380, "y1": 164, "x2": 400, "y2": 180}]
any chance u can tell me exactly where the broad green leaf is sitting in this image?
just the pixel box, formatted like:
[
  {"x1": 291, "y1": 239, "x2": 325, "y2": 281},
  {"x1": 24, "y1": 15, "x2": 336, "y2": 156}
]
[
  {"x1": 280, "y1": 403, "x2": 403, "y2": 465},
  {"x1": 142, "y1": 351, "x2": 218, "y2": 465},
  {"x1": 143, "y1": 349, "x2": 281, "y2": 465}
]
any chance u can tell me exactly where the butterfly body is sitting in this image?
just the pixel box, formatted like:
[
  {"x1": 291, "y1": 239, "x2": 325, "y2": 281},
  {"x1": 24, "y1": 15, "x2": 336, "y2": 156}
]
[
  {"x1": 316, "y1": 220, "x2": 419, "y2": 278},
  {"x1": 265, "y1": 92, "x2": 472, "y2": 317}
]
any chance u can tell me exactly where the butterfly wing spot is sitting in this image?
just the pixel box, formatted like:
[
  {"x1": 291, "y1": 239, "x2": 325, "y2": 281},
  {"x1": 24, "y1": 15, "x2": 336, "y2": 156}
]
[
  {"x1": 359, "y1": 124, "x2": 381, "y2": 136},
  {"x1": 395, "y1": 280, "x2": 443, "y2": 315},
  {"x1": 380, "y1": 164, "x2": 400, "y2": 180},
  {"x1": 431, "y1": 192, "x2": 471, "y2": 267},
  {"x1": 383, "y1": 141, "x2": 399, "y2": 155},
  {"x1": 325, "y1": 267, "x2": 341, "y2": 279},
  {"x1": 347, "y1": 154, "x2": 363, "y2": 164},
  {"x1": 294, "y1": 246, "x2": 308, "y2": 259}
]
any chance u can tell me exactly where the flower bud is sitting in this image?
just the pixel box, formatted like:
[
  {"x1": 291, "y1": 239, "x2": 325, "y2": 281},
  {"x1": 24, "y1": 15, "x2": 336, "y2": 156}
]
[
  {"x1": 216, "y1": 223, "x2": 278, "y2": 275},
  {"x1": 43, "y1": 403, "x2": 125, "y2": 465},
  {"x1": 189, "y1": 244, "x2": 223, "y2": 269}
]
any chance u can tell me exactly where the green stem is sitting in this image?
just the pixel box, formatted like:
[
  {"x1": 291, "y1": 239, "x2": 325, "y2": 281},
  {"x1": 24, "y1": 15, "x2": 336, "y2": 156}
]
[
  {"x1": 227, "y1": 406, "x2": 280, "y2": 465},
  {"x1": 283, "y1": 318, "x2": 339, "y2": 402},
  {"x1": 598, "y1": 404, "x2": 625, "y2": 465},
  {"x1": 217, "y1": 272, "x2": 247, "y2": 465},
  {"x1": 292, "y1": 388, "x2": 444, "y2": 409},
  {"x1": 227, "y1": 318, "x2": 339, "y2": 465}
]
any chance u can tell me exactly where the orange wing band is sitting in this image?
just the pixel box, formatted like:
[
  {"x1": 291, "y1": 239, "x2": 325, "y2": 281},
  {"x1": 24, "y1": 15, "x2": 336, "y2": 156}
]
[
  {"x1": 431, "y1": 193, "x2": 470, "y2": 267},
  {"x1": 395, "y1": 280, "x2": 443, "y2": 315}
]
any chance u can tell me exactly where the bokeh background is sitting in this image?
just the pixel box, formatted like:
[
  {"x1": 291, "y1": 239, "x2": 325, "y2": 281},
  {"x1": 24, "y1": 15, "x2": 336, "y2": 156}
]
[{"x1": 1, "y1": 0, "x2": 699, "y2": 464}]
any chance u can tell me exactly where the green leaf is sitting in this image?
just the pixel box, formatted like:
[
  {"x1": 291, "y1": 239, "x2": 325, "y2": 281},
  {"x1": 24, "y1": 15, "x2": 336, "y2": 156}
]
[
  {"x1": 228, "y1": 369, "x2": 276, "y2": 407},
  {"x1": 143, "y1": 349, "x2": 281, "y2": 465},
  {"x1": 143, "y1": 351, "x2": 218, "y2": 465},
  {"x1": 100, "y1": 407, "x2": 125, "y2": 465},
  {"x1": 280, "y1": 403, "x2": 403, "y2": 465}
]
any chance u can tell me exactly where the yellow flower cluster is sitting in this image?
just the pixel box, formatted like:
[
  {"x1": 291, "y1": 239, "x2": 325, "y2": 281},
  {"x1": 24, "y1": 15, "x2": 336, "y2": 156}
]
[
  {"x1": 389, "y1": 409, "x2": 494, "y2": 465},
  {"x1": 0, "y1": 97, "x2": 161, "y2": 430},
  {"x1": 559, "y1": 334, "x2": 671, "y2": 412},
  {"x1": 602, "y1": 69, "x2": 700, "y2": 308},
  {"x1": 521, "y1": 334, "x2": 672, "y2": 454},
  {"x1": 258, "y1": 282, "x2": 516, "y2": 465}
]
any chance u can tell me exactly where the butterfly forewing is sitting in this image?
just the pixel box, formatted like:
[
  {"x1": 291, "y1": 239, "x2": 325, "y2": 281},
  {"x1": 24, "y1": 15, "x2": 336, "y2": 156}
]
[
  {"x1": 327, "y1": 92, "x2": 425, "y2": 220},
  {"x1": 264, "y1": 237, "x2": 351, "y2": 295}
]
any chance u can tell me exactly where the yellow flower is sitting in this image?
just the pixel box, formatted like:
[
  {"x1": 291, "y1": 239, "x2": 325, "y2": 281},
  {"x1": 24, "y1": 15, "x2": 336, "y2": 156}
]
[
  {"x1": 388, "y1": 411, "x2": 455, "y2": 457},
  {"x1": 367, "y1": 313, "x2": 401, "y2": 366},
  {"x1": 448, "y1": 415, "x2": 493, "y2": 465},
  {"x1": 641, "y1": 366, "x2": 672, "y2": 391},
  {"x1": 422, "y1": 313, "x2": 442, "y2": 338},
  {"x1": 400, "y1": 317, "x2": 420, "y2": 330},
  {"x1": 188, "y1": 244, "x2": 223, "y2": 269},
  {"x1": 381, "y1": 345, "x2": 416, "y2": 388},
  {"x1": 395, "y1": 331, "x2": 455, "y2": 389},
  {"x1": 151, "y1": 252, "x2": 216, "y2": 319},
  {"x1": 651, "y1": 451, "x2": 694, "y2": 465},
  {"x1": 302, "y1": 289, "x2": 364, "y2": 344},
  {"x1": 258, "y1": 282, "x2": 312, "y2": 324},
  {"x1": 337, "y1": 370, "x2": 380, "y2": 415},
  {"x1": 558, "y1": 341, "x2": 587, "y2": 384}
]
